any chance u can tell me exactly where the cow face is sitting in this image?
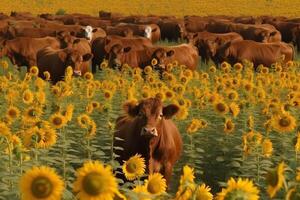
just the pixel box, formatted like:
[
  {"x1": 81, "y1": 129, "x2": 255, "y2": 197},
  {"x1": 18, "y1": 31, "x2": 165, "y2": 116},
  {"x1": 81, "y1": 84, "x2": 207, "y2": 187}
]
[
  {"x1": 123, "y1": 98, "x2": 179, "y2": 137},
  {"x1": 0, "y1": 40, "x2": 7, "y2": 58},
  {"x1": 215, "y1": 41, "x2": 231, "y2": 64},
  {"x1": 107, "y1": 44, "x2": 131, "y2": 69},
  {"x1": 151, "y1": 48, "x2": 175, "y2": 69},
  {"x1": 175, "y1": 24, "x2": 186, "y2": 39},
  {"x1": 58, "y1": 49, "x2": 93, "y2": 76},
  {"x1": 56, "y1": 31, "x2": 76, "y2": 48},
  {"x1": 144, "y1": 26, "x2": 152, "y2": 39}
]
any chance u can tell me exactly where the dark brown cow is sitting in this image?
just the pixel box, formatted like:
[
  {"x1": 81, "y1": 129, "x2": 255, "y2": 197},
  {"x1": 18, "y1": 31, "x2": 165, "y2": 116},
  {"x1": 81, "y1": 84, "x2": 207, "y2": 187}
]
[
  {"x1": 267, "y1": 21, "x2": 300, "y2": 43},
  {"x1": 215, "y1": 40, "x2": 294, "y2": 67},
  {"x1": 0, "y1": 37, "x2": 60, "y2": 68},
  {"x1": 99, "y1": 10, "x2": 124, "y2": 20},
  {"x1": 114, "y1": 97, "x2": 182, "y2": 186},
  {"x1": 187, "y1": 31, "x2": 243, "y2": 63},
  {"x1": 91, "y1": 35, "x2": 153, "y2": 73},
  {"x1": 158, "y1": 19, "x2": 186, "y2": 41},
  {"x1": 37, "y1": 47, "x2": 92, "y2": 83}
]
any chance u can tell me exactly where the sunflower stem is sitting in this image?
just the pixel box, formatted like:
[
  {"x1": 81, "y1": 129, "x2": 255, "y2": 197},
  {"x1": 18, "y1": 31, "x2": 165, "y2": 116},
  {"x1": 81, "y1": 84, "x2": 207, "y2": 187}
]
[
  {"x1": 4, "y1": 137, "x2": 13, "y2": 190},
  {"x1": 87, "y1": 137, "x2": 91, "y2": 160},
  {"x1": 61, "y1": 128, "x2": 66, "y2": 181},
  {"x1": 283, "y1": 177, "x2": 289, "y2": 192},
  {"x1": 256, "y1": 146, "x2": 260, "y2": 185}
]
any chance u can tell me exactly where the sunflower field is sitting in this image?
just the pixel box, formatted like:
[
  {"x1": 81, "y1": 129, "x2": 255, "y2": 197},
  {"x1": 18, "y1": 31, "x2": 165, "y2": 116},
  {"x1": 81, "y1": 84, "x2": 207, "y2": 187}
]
[
  {"x1": 1, "y1": 56, "x2": 300, "y2": 200},
  {"x1": 1, "y1": 0, "x2": 300, "y2": 17}
]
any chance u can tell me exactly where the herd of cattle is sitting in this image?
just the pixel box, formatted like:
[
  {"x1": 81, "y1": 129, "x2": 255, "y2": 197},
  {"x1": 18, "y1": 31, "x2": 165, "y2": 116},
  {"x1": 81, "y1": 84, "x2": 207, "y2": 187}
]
[{"x1": 0, "y1": 11, "x2": 299, "y2": 82}]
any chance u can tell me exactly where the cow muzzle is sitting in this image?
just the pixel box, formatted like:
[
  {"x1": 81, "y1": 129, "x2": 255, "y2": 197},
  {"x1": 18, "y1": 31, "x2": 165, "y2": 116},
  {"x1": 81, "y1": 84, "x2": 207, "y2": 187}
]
[
  {"x1": 141, "y1": 127, "x2": 158, "y2": 137},
  {"x1": 73, "y1": 70, "x2": 82, "y2": 76}
]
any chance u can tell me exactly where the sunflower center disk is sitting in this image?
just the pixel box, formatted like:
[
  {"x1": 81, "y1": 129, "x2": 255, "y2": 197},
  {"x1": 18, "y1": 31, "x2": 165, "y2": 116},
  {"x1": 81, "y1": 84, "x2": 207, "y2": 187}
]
[
  {"x1": 31, "y1": 176, "x2": 53, "y2": 198},
  {"x1": 147, "y1": 181, "x2": 161, "y2": 194},
  {"x1": 126, "y1": 162, "x2": 137, "y2": 173},
  {"x1": 279, "y1": 117, "x2": 291, "y2": 127},
  {"x1": 53, "y1": 117, "x2": 63, "y2": 126},
  {"x1": 83, "y1": 172, "x2": 105, "y2": 196},
  {"x1": 217, "y1": 103, "x2": 226, "y2": 112}
]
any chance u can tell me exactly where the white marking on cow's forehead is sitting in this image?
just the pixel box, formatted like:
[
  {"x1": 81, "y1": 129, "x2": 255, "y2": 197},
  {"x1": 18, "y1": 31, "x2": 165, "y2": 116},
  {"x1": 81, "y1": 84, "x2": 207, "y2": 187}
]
[
  {"x1": 84, "y1": 25, "x2": 93, "y2": 32},
  {"x1": 84, "y1": 26, "x2": 93, "y2": 41},
  {"x1": 144, "y1": 26, "x2": 152, "y2": 39}
]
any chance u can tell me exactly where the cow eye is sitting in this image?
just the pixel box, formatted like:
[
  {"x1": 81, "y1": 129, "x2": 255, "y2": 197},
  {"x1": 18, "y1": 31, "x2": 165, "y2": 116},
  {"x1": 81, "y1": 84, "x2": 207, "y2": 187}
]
[
  {"x1": 158, "y1": 113, "x2": 163, "y2": 119},
  {"x1": 138, "y1": 112, "x2": 143, "y2": 117}
]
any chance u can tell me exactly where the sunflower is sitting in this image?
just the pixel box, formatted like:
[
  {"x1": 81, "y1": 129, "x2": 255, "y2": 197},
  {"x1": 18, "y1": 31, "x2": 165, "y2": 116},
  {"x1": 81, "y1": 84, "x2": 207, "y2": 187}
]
[
  {"x1": 233, "y1": 63, "x2": 243, "y2": 71},
  {"x1": 0, "y1": 122, "x2": 12, "y2": 138},
  {"x1": 224, "y1": 119, "x2": 235, "y2": 134},
  {"x1": 214, "y1": 101, "x2": 229, "y2": 115},
  {"x1": 63, "y1": 104, "x2": 74, "y2": 122},
  {"x1": 227, "y1": 90, "x2": 239, "y2": 101},
  {"x1": 22, "y1": 107, "x2": 42, "y2": 125},
  {"x1": 29, "y1": 66, "x2": 39, "y2": 77},
  {"x1": 100, "y1": 60, "x2": 108, "y2": 69},
  {"x1": 84, "y1": 72, "x2": 94, "y2": 80},
  {"x1": 187, "y1": 119, "x2": 202, "y2": 134},
  {"x1": 165, "y1": 90, "x2": 175, "y2": 99},
  {"x1": 175, "y1": 165, "x2": 196, "y2": 200},
  {"x1": 122, "y1": 154, "x2": 146, "y2": 181},
  {"x1": 35, "y1": 127, "x2": 57, "y2": 149},
  {"x1": 295, "y1": 132, "x2": 300, "y2": 153},
  {"x1": 271, "y1": 112, "x2": 297, "y2": 133},
  {"x1": 247, "y1": 115, "x2": 254, "y2": 130},
  {"x1": 103, "y1": 90, "x2": 113, "y2": 100},
  {"x1": 262, "y1": 138, "x2": 273, "y2": 158},
  {"x1": 6, "y1": 106, "x2": 20, "y2": 121},
  {"x1": 194, "y1": 184, "x2": 213, "y2": 200},
  {"x1": 151, "y1": 58, "x2": 158, "y2": 66},
  {"x1": 19, "y1": 166, "x2": 64, "y2": 200},
  {"x1": 132, "y1": 185, "x2": 151, "y2": 200},
  {"x1": 144, "y1": 173, "x2": 167, "y2": 195},
  {"x1": 209, "y1": 65, "x2": 217, "y2": 73},
  {"x1": 77, "y1": 114, "x2": 91, "y2": 129},
  {"x1": 49, "y1": 113, "x2": 67, "y2": 129},
  {"x1": 266, "y1": 162, "x2": 286, "y2": 198},
  {"x1": 73, "y1": 160, "x2": 118, "y2": 200},
  {"x1": 229, "y1": 103, "x2": 240, "y2": 118},
  {"x1": 36, "y1": 91, "x2": 46, "y2": 105},
  {"x1": 285, "y1": 187, "x2": 300, "y2": 200},
  {"x1": 144, "y1": 66, "x2": 153, "y2": 74},
  {"x1": 43, "y1": 71, "x2": 51, "y2": 81},
  {"x1": 176, "y1": 106, "x2": 189, "y2": 120},
  {"x1": 86, "y1": 104, "x2": 94, "y2": 114},
  {"x1": 23, "y1": 89, "x2": 34, "y2": 104},
  {"x1": 216, "y1": 178, "x2": 259, "y2": 200},
  {"x1": 86, "y1": 120, "x2": 97, "y2": 138},
  {"x1": 0, "y1": 60, "x2": 8, "y2": 70}
]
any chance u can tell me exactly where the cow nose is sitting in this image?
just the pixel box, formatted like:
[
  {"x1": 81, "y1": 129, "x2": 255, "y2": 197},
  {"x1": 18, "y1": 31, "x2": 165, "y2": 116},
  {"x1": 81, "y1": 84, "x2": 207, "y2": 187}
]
[
  {"x1": 73, "y1": 70, "x2": 82, "y2": 76},
  {"x1": 142, "y1": 127, "x2": 158, "y2": 137}
]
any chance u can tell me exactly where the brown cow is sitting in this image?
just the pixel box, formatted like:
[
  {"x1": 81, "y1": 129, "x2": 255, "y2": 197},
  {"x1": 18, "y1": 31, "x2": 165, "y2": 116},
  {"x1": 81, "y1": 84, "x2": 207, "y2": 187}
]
[
  {"x1": 0, "y1": 37, "x2": 60, "y2": 68},
  {"x1": 105, "y1": 26, "x2": 134, "y2": 37},
  {"x1": 106, "y1": 43, "x2": 198, "y2": 71},
  {"x1": 6, "y1": 26, "x2": 57, "y2": 39},
  {"x1": 114, "y1": 97, "x2": 182, "y2": 186},
  {"x1": 91, "y1": 35, "x2": 153, "y2": 73},
  {"x1": 215, "y1": 40, "x2": 294, "y2": 68},
  {"x1": 187, "y1": 31, "x2": 243, "y2": 63},
  {"x1": 37, "y1": 47, "x2": 92, "y2": 83},
  {"x1": 72, "y1": 38, "x2": 93, "y2": 75}
]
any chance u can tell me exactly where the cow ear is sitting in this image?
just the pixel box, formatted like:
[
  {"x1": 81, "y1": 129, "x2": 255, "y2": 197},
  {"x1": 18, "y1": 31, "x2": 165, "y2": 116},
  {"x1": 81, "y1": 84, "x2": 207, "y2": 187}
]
[
  {"x1": 123, "y1": 46, "x2": 131, "y2": 53},
  {"x1": 166, "y1": 50, "x2": 175, "y2": 57},
  {"x1": 105, "y1": 38, "x2": 111, "y2": 45},
  {"x1": 193, "y1": 33, "x2": 198, "y2": 39},
  {"x1": 58, "y1": 51, "x2": 67, "y2": 62},
  {"x1": 73, "y1": 39, "x2": 80, "y2": 44},
  {"x1": 92, "y1": 28, "x2": 98, "y2": 33},
  {"x1": 163, "y1": 104, "x2": 179, "y2": 119},
  {"x1": 123, "y1": 101, "x2": 139, "y2": 117},
  {"x1": 151, "y1": 28, "x2": 157, "y2": 32},
  {"x1": 83, "y1": 53, "x2": 93, "y2": 61}
]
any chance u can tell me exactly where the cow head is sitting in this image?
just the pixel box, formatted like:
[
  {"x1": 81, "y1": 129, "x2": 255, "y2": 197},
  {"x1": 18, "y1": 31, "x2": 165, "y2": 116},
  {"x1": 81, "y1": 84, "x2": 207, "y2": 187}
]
[
  {"x1": 185, "y1": 33, "x2": 198, "y2": 45},
  {"x1": 151, "y1": 48, "x2": 175, "y2": 69},
  {"x1": 56, "y1": 31, "x2": 76, "y2": 48},
  {"x1": 144, "y1": 26, "x2": 158, "y2": 40},
  {"x1": 123, "y1": 98, "x2": 179, "y2": 137},
  {"x1": 58, "y1": 48, "x2": 93, "y2": 76},
  {"x1": 106, "y1": 44, "x2": 131, "y2": 69},
  {"x1": 175, "y1": 23, "x2": 186, "y2": 39},
  {"x1": 215, "y1": 41, "x2": 232, "y2": 64}
]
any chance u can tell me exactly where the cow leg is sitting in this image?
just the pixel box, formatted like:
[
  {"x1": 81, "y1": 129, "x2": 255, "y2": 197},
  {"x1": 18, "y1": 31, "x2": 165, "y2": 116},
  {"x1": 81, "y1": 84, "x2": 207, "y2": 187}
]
[
  {"x1": 162, "y1": 162, "x2": 173, "y2": 188},
  {"x1": 91, "y1": 58, "x2": 97, "y2": 73},
  {"x1": 148, "y1": 158, "x2": 161, "y2": 174}
]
